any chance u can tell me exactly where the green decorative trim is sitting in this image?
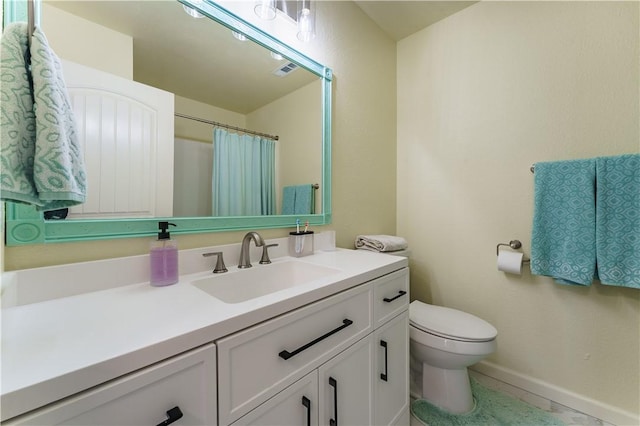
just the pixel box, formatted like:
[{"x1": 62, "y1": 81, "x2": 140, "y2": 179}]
[{"x1": 3, "y1": 0, "x2": 332, "y2": 245}]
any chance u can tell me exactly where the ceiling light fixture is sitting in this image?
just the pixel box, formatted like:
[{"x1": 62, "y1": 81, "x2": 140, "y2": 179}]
[
  {"x1": 270, "y1": 51, "x2": 284, "y2": 61},
  {"x1": 297, "y1": 0, "x2": 315, "y2": 42},
  {"x1": 232, "y1": 31, "x2": 248, "y2": 41},
  {"x1": 254, "y1": 0, "x2": 277, "y2": 20},
  {"x1": 182, "y1": 5, "x2": 204, "y2": 18},
  {"x1": 182, "y1": 0, "x2": 205, "y2": 18}
]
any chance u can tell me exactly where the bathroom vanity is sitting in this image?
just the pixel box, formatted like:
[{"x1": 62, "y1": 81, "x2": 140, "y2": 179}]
[{"x1": 1, "y1": 241, "x2": 409, "y2": 425}]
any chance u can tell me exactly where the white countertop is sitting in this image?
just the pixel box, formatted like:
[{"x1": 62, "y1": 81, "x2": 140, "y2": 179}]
[{"x1": 1, "y1": 247, "x2": 407, "y2": 421}]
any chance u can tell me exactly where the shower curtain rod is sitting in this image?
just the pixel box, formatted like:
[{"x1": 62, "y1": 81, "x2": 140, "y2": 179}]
[{"x1": 175, "y1": 113, "x2": 279, "y2": 141}]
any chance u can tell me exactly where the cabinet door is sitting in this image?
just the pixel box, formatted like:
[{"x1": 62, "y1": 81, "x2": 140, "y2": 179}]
[
  {"x1": 374, "y1": 312, "x2": 409, "y2": 426},
  {"x1": 318, "y1": 336, "x2": 374, "y2": 426},
  {"x1": 232, "y1": 371, "x2": 318, "y2": 426},
  {"x1": 7, "y1": 344, "x2": 216, "y2": 426}
]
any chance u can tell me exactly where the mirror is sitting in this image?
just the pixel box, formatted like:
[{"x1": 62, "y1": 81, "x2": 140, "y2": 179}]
[{"x1": 4, "y1": 0, "x2": 332, "y2": 245}]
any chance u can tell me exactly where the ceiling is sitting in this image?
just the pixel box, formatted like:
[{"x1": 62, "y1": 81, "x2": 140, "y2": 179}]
[
  {"x1": 45, "y1": 1, "x2": 477, "y2": 114},
  {"x1": 354, "y1": 1, "x2": 477, "y2": 41},
  {"x1": 46, "y1": 0, "x2": 318, "y2": 114}
]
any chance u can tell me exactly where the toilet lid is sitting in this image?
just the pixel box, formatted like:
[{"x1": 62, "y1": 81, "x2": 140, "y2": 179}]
[{"x1": 409, "y1": 301, "x2": 497, "y2": 342}]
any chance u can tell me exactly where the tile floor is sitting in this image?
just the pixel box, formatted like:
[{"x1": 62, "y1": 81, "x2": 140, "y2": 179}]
[{"x1": 410, "y1": 370, "x2": 614, "y2": 426}]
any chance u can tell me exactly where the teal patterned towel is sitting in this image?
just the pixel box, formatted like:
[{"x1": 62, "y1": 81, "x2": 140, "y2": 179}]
[
  {"x1": 596, "y1": 154, "x2": 640, "y2": 288},
  {"x1": 1, "y1": 23, "x2": 86, "y2": 210},
  {"x1": 1, "y1": 23, "x2": 37, "y2": 205},
  {"x1": 530, "y1": 159, "x2": 597, "y2": 286}
]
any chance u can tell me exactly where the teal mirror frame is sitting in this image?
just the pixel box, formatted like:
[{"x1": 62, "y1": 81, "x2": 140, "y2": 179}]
[{"x1": 3, "y1": 0, "x2": 332, "y2": 245}]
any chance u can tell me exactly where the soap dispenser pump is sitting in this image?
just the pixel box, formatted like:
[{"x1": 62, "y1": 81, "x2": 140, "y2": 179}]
[{"x1": 150, "y1": 221, "x2": 178, "y2": 286}]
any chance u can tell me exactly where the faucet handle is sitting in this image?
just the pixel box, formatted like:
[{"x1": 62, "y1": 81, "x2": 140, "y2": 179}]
[
  {"x1": 202, "y1": 252, "x2": 228, "y2": 273},
  {"x1": 259, "y1": 243, "x2": 279, "y2": 265}
]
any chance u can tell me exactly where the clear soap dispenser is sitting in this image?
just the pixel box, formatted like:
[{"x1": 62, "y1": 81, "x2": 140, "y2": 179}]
[{"x1": 150, "y1": 221, "x2": 178, "y2": 286}]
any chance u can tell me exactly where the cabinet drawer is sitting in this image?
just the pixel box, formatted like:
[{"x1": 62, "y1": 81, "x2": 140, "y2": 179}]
[
  {"x1": 373, "y1": 268, "x2": 409, "y2": 327},
  {"x1": 217, "y1": 284, "x2": 373, "y2": 425},
  {"x1": 232, "y1": 371, "x2": 318, "y2": 426},
  {"x1": 5, "y1": 344, "x2": 217, "y2": 426}
]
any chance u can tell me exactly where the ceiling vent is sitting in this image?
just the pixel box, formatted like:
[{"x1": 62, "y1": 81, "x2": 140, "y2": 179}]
[{"x1": 273, "y1": 62, "x2": 299, "y2": 77}]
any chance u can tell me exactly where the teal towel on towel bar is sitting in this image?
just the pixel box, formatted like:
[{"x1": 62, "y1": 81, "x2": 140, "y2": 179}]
[
  {"x1": 294, "y1": 184, "x2": 315, "y2": 215},
  {"x1": 530, "y1": 159, "x2": 597, "y2": 285},
  {"x1": 0, "y1": 23, "x2": 86, "y2": 210},
  {"x1": 281, "y1": 184, "x2": 315, "y2": 215},
  {"x1": 596, "y1": 154, "x2": 640, "y2": 289},
  {"x1": 281, "y1": 185, "x2": 296, "y2": 215}
]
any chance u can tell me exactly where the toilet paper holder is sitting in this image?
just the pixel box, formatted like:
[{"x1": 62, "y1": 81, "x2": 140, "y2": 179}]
[{"x1": 496, "y1": 240, "x2": 530, "y2": 263}]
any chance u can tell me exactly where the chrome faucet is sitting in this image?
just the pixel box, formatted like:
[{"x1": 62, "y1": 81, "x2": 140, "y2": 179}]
[{"x1": 238, "y1": 232, "x2": 265, "y2": 269}]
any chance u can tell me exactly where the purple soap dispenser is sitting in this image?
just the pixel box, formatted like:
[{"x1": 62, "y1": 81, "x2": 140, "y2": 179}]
[{"x1": 150, "y1": 221, "x2": 178, "y2": 286}]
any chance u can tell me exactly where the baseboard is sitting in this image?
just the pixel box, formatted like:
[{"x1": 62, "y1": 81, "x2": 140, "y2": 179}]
[{"x1": 471, "y1": 361, "x2": 639, "y2": 426}]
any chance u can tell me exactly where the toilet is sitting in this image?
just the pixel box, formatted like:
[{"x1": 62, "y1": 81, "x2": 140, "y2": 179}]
[{"x1": 409, "y1": 300, "x2": 497, "y2": 414}]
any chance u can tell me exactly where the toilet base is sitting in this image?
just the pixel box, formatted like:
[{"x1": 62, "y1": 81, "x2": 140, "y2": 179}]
[{"x1": 421, "y1": 363, "x2": 474, "y2": 414}]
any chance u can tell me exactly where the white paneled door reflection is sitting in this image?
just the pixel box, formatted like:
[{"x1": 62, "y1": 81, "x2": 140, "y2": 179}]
[{"x1": 62, "y1": 59, "x2": 174, "y2": 219}]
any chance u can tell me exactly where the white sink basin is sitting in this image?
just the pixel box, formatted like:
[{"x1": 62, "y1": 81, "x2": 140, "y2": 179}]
[{"x1": 191, "y1": 260, "x2": 341, "y2": 303}]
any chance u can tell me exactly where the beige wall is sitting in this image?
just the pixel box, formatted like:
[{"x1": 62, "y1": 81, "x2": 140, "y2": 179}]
[
  {"x1": 174, "y1": 95, "x2": 246, "y2": 143},
  {"x1": 248, "y1": 80, "x2": 323, "y2": 214},
  {"x1": 41, "y1": 3, "x2": 133, "y2": 79},
  {"x1": 397, "y1": 0, "x2": 639, "y2": 418},
  {"x1": 3, "y1": 1, "x2": 397, "y2": 270}
]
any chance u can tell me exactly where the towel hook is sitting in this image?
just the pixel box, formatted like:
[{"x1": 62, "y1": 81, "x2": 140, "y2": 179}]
[{"x1": 496, "y1": 239, "x2": 530, "y2": 262}]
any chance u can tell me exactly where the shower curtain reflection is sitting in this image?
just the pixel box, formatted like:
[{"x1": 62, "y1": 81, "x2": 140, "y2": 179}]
[{"x1": 212, "y1": 128, "x2": 276, "y2": 216}]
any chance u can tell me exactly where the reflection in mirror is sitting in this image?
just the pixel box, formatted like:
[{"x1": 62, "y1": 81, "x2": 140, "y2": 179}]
[
  {"x1": 44, "y1": 0, "x2": 322, "y2": 218},
  {"x1": 3, "y1": 0, "x2": 332, "y2": 245}
]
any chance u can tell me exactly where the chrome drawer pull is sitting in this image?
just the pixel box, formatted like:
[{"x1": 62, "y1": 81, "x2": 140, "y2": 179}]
[
  {"x1": 279, "y1": 319, "x2": 354, "y2": 360},
  {"x1": 383, "y1": 290, "x2": 406, "y2": 303}
]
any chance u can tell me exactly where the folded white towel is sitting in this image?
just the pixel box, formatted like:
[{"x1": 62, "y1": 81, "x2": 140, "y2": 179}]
[{"x1": 355, "y1": 235, "x2": 408, "y2": 252}]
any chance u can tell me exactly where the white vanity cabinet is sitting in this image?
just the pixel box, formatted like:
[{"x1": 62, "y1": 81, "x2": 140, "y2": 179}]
[
  {"x1": 4, "y1": 344, "x2": 217, "y2": 426},
  {"x1": 220, "y1": 267, "x2": 409, "y2": 426},
  {"x1": 2, "y1": 251, "x2": 409, "y2": 426}
]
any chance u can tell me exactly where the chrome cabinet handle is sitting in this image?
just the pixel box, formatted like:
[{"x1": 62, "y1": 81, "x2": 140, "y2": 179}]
[
  {"x1": 278, "y1": 319, "x2": 353, "y2": 360},
  {"x1": 383, "y1": 290, "x2": 406, "y2": 303}
]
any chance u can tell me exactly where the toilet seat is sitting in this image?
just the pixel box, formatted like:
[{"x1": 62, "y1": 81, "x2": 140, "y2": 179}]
[{"x1": 410, "y1": 301, "x2": 497, "y2": 342}]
